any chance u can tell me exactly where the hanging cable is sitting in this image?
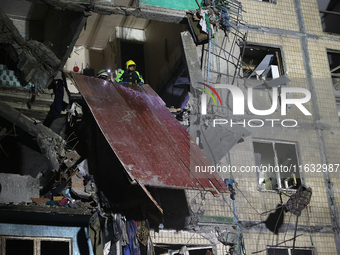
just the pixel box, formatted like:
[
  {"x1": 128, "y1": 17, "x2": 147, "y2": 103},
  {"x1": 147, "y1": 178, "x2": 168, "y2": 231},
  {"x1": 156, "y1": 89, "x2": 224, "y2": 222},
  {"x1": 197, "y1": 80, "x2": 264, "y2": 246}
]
[
  {"x1": 307, "y1": 205, "x2": 313, "y2": 246},
  {"x1": 283, "y1": 211, "x2": 293, "y2": 243},
  {"x1": 234, "y1": 183, "x2": 283, "y2": 216},
  {"x1": 230, "y1": 180, "x2": 246, "y2": 255}
]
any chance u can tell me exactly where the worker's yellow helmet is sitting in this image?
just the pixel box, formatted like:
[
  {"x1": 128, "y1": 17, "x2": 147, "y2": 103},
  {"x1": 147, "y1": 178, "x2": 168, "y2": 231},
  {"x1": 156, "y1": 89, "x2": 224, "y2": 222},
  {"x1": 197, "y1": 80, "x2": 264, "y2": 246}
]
[
  {"x1": 97, "y1": 69, "x2": 108, "y2": 77},
  {"x1": 126, "y1": 60, "x2": 136, "y2": 69}
]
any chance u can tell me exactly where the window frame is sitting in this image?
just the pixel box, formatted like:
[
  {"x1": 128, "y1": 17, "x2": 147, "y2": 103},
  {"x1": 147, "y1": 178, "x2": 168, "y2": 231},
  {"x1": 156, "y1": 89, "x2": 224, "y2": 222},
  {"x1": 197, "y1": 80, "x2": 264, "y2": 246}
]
[
  {"x1": 318, "y1": 0, "x2": 340, "y2": 34},
  {"x1": 241, "y1": 44, "x2": 285, "y2": 86},
  {"x1": 253, "y1": 139, "x2": 302, "y2": 192},
  {"x1": 326, "y1": 49, "x2": 340, "y2": 121},
  {"x1": 266, "y1": 246, "x2": 314, "y2": 255},
  {"x1": 255, "y1": 0, "x2": 277, "y2": 4},
  {"x1": 0, "y1": 235, "x2": 72, "y2": 255}
]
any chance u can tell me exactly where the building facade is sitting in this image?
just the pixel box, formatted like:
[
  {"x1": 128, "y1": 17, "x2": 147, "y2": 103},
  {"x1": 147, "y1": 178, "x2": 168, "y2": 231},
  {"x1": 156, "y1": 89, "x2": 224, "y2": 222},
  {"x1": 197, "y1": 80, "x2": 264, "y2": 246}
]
[{"x1": 1, "y1": 0, "x2": 340, "y2": 255}]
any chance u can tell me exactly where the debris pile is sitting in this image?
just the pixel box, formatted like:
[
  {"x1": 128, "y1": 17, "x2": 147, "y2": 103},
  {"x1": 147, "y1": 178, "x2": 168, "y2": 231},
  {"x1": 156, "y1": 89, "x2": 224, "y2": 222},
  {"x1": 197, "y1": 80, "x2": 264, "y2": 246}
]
[{"x1": 29, "y1": 159, "x2": 97, "y2": 210}]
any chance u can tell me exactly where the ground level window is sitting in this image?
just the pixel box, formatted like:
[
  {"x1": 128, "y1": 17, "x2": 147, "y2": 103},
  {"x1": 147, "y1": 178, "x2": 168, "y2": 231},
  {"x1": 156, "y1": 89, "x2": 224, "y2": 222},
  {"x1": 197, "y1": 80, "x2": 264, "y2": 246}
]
[
  {"x1": 241, "y1": 45, "x2": 283, "y2": 82},
  {"x1": 253, "y1": 141, "x2": 301, "y2": 191},
  {"x1": 0, "y1": 236, "x2": 71, "y2": 255},
  {"x1": 267, "y1": 247, "x2": 313, "y2": 255}
]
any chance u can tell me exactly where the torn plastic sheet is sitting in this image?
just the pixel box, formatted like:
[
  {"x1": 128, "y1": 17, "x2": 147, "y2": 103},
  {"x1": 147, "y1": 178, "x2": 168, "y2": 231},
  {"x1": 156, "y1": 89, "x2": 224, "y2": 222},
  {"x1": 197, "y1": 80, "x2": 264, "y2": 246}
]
[{"x1": 77, "y1": 159, "x2": 89, "y2": 178}]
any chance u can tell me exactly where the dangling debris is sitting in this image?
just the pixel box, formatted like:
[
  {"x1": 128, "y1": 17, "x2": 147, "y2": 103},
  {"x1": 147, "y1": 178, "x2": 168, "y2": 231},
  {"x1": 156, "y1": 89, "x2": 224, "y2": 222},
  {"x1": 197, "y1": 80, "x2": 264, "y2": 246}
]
[
  {"x1": 264, "y1": 204, "x2": 284, "y2": 234},
  {"x1": 283, "y1": 185, "x2": 312, "y2": 253},
  {"x1": 284, "y1": 185, "x2": 312, "y2": 217}
]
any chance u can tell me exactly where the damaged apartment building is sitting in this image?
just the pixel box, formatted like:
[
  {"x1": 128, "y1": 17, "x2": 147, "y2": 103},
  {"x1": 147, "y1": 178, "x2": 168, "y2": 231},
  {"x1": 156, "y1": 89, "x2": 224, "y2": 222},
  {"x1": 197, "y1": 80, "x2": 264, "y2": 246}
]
[{"x1": 0, "y1": 0, "x2": 340, "y2": 254}]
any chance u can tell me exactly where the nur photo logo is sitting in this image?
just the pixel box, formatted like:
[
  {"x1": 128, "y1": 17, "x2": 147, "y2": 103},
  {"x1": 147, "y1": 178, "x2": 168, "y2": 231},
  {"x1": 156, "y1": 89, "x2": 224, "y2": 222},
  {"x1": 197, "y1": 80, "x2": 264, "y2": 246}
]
[
  {"x1": 197, "y1": 83, "x2": 223, "y2": 115},
  {"x1": 198, "y1": 84, "x2": 312, "y2": 128}
]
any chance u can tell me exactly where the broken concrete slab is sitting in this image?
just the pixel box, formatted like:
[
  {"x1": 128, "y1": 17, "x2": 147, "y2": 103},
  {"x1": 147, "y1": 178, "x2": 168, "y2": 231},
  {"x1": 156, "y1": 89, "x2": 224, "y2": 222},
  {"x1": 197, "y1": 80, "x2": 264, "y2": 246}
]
[
  {"x1": 181, "y1": 31, "x2": 204, "y2": 95},
  {"x1": 0, "y1": 101, "x2": 71, "y2": 172},
  {"x1": 64, "y1": 150, "x2": 81, "y2": 168},
  {"x1": 0, "y1": 173, "x2": 40, "y2": 204},
  {"x1": 0, "y1": 7, "x2": 60, "y2": 89},
  {"x1": 24, "y1": 0, "x2": 186, "y2": 23},
  {"x1": 71, "y1": 176, "x2": 91, "y2": 199}
]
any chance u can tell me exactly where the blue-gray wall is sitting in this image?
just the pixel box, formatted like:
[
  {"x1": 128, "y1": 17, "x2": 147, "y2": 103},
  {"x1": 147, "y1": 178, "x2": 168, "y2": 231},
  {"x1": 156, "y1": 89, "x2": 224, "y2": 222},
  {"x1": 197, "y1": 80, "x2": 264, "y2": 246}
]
[{"x1": 0, "y1": 223, "x2": 93, "y2": 255}]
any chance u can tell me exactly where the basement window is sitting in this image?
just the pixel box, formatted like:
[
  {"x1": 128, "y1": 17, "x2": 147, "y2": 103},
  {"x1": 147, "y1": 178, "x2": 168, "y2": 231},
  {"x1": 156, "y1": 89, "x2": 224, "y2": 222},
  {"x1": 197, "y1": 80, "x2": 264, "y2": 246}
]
[
  {"x1": 253, "y1": 141, "x2": 301, "y2": 191},
  {"x1": 242, "y1": 45, "x2": 284, "y2": 81},
  {"x1": 267, "y1": 247, "x2": 313, "y2": 255},
  {"x1": 0, "y1": 236, "x2": 71, "y2": 255},
  {"x1": 327, "y1": 49, "x2": 340, "y2": 121},
  {"x1": 318, "y1": 0, "x2": 340, "y2": 34}
]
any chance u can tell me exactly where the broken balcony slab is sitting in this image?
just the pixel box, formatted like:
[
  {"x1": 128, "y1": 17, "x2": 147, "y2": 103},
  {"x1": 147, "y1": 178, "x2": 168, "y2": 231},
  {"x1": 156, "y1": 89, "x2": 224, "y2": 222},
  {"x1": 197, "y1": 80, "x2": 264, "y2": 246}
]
[
  {"x1": 0, "y1": 173, "x2": 40, "y2": 204},
  {"x1": 0, "y1": 204, "x2": 92, "y2": 226},
  {"x1": 181, "y1": 31, "x2": 204, "y2": 93}
]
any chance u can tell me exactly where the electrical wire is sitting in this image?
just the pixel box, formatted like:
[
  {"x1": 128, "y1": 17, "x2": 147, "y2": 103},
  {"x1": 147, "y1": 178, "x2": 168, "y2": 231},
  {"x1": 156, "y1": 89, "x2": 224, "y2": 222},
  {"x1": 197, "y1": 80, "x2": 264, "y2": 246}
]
[
  {"x1": 234, "y1": 183, "x2": 282, "y2": 216},
  {"x1": 221, "y1": 192, "x2": 247, "y2": 228},
  {"x1": 283, "y1": 210, "x2": 293, "y2": 243}
]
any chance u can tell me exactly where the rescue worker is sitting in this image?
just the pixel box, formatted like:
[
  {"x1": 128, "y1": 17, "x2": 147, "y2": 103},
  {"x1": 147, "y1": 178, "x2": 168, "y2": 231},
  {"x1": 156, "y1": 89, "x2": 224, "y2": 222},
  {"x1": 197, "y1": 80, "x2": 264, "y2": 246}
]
[
  {"x1": 115, "y1": 60, "x2": 144, "y2": 85},
  {"x1": 97, "y1": 69, "x2": 109, "y2": 80}
]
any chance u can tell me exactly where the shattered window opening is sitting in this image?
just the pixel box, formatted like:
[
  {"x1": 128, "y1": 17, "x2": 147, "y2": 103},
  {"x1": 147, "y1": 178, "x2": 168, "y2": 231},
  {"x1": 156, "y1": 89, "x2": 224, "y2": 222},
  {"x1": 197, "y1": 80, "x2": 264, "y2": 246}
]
[
  {"x1": 241, "y1": 45, "x2": 284, "y2": 84},
  {"x1": 267, "y1": 247, "x2": 314, "y2": 255},
  {"x1": 256, "y1": 0, "x2": 277, "y2": 4},
  {"x1": 253, "y1": 140, "x2": 301, "y2": 191},
  {"x1": 326, "y1": 49, "x2": 340, "y2": 121},
  {"x1": 1, "y1": 236, "x2": 71, "y2": 255},
  {"x1": 318, "y1": 0, "x2": 340, "y2": 34},
  {"x1": 153, "y1": 244, "x2": 213, "y2": 255}
]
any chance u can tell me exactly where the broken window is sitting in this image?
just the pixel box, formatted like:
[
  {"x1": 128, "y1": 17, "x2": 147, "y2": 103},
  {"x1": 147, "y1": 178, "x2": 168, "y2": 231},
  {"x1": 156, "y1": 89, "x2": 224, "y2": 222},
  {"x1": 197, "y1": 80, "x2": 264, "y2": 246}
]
[
  {"x1": 318, "y1": 0, "x2": 340, "y2": 34},
  {"x1": 253, "y1": 141, "x2": 301, "y2": 191},
  {"x1": 0, "y1": 236, "x2": 71, "y2": 255},
  {"x1": 242, "y1": 45, "x2": 284, "y2": 81},
  {"x1": 327, "y1": 49, "x2": 340, "y2": 121},
  {"x1": 256, "y1": 0, "x2": 277, "y2": 3},
  {"x1": 267, "y1": 247, "x2": 313, "y2": 255},
  {"x1": 154, "y1": 244, "x2": 213, "y2": 255}
]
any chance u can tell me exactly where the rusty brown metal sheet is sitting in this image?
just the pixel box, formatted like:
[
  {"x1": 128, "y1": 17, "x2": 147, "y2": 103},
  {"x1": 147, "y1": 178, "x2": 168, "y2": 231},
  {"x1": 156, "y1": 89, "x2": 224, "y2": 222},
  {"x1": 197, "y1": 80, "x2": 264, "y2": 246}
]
[{"x1": 72, "y1": 73, "x2": 227, "y2": 195}]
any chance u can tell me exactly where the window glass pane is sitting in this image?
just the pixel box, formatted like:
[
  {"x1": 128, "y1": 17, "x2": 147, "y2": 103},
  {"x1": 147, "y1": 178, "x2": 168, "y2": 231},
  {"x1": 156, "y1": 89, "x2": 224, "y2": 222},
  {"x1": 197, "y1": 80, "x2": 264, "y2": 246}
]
[
  {"x1": 292, "y1": 249, "x2": 313, "y2": 255},
  {"x1": 41, "y1": 240, "x2": 70, "y2": 255},
  {"x1": 274, "y1": 143, "x2": 300, "y2": 189},
  {"x1": 6, "y1": 239, "x2": 34, "y2": 255},
  {"x1": 267, "y1": 248, "x2": 289, "y2": 255},
  {"x1": 253, "y1": 142, "x2": 278, "y2": 190}
]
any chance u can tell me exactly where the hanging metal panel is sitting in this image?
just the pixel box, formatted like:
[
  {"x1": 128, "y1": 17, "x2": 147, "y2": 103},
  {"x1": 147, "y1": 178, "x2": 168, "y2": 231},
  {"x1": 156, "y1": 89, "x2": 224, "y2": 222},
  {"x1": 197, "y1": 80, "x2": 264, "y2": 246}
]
[{"x1": 72, "y1": 73, "x2": 227, "y2": 195}]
